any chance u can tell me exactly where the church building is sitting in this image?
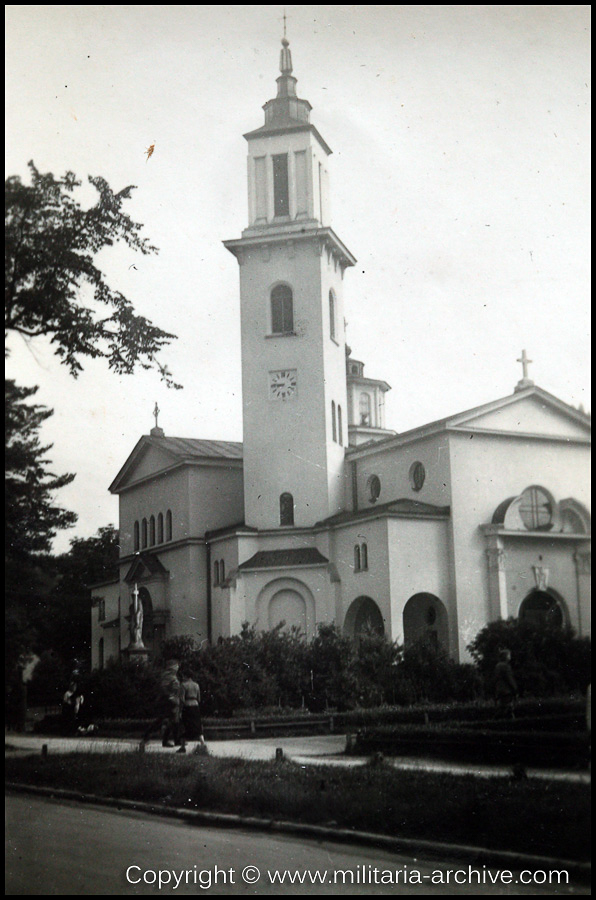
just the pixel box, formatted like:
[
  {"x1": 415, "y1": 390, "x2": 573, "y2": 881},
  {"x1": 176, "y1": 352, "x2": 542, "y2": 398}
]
[{"x1": 91, "y1": 37, "x2": 591, "y2": 669}]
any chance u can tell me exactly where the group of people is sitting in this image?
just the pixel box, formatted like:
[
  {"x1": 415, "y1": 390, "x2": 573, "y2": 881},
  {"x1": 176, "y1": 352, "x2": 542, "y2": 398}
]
[{"x1": 141, "y1": 658, "x2": 205, "y2": 753}]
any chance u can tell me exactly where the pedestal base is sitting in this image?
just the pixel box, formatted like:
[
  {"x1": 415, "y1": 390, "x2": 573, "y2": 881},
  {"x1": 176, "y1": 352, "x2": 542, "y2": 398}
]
[{"x1": 125, "y1": 645, "x2": 150, "y2": 664}]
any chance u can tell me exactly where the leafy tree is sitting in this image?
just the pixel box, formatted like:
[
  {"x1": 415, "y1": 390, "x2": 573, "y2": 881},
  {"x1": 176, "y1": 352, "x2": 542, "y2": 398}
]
[
  {"x1": 42, "y1": 525, "x2": 120, "y2": 665},
  {"x1": 5, "y1": 380, "x2": 75, "y2": 690},
  {"x1": 5, "y1": 161, "x2": 179, "y2": 386},
  {"x1": 5, "y1": 379, "x2": 76, "y2": 560}
]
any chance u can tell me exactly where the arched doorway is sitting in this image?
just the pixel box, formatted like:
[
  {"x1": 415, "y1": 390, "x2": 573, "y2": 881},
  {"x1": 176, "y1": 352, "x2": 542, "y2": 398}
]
[
  {"x1": 519, "y1": 590, "x2": 565, "y2": 629},
  {"x1": 344, "y1": 596, "x2": 385, "y2": 640},
  {"x1": 403, "y1": 593, "x2": 448, "y2": 653}
]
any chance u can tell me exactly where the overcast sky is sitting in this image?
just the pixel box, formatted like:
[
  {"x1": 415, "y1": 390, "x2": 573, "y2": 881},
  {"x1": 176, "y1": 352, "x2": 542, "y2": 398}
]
[{"x1": 5, "y1": 5, "x2": 591, "y2": 553}]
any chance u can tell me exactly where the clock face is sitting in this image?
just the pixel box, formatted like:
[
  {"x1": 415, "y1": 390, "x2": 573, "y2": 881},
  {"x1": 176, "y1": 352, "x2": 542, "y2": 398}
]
[{"x1": 269, "y1": 369, "x2": 297, "y2": 400}]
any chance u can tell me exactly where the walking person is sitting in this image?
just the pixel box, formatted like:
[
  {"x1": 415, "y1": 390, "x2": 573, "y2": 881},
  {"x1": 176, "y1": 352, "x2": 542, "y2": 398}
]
[
  {"x1": 180, "y1": 668, "x2": 205, "y2": 747},
  {"x1": 140, "y1": 657, "x2": 185, "y2": 751},
  {"x1": 61, "y1": 680, "x2": 84, "y2": 736}
]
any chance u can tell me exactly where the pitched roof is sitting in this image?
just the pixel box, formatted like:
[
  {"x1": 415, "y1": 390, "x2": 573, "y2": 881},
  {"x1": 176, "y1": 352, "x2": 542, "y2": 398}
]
[
  {"x1": 147, "y1": 436, "x2": 243, "y2": 460},
  {"x1": 238, "y1": 548, "x2": 329, "y2": 570},
  {"x1": 110, "y1": 435, "x2": 243, "y2": 492},
  {"x1": 347, "y1": 385, "x2": 591, "y2": 458},
  {"x1": 318, "y1": 498, "x2": 450, "y2": 527}
]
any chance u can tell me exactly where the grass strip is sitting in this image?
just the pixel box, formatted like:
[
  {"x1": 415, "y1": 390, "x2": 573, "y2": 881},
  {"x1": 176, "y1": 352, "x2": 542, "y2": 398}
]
[{"x1": 5, "y1": 751, "x2": 590, "y2": 862}]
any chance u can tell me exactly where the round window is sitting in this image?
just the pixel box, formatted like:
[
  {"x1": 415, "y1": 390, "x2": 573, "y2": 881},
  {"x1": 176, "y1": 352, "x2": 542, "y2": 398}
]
[
  {"x1": 519, "y1": 486, "x2": 553, "y2": 531},
  {"x1": 367, "y1": 475, "x2": 381, "y2": 503},
  {"x1": 409, "y1": 461, "x2": 426, "y2": 492}
]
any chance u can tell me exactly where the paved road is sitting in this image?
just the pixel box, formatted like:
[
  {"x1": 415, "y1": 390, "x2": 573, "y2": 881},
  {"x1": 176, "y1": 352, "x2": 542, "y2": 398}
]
[
  {"x1": 5, "y1": 793, "x2": 587, "y2": 895},
  {"x1": 5, "y1": 733, "x2": 590, "y2": 783}
]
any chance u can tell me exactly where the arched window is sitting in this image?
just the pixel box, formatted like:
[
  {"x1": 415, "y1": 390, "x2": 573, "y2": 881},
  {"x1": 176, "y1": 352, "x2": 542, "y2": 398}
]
[
  {"x1": 271, "y1": 284, "x2": 294, "y2": 334},
  {"x1": 361, "y1": 543, "x2": 368, "y2": 570},
  {"x1": 220, "y1": 560, "x2": 225, "y2": 583},
  {"x1": 157, "y1": 513, "x2": 164, "y2": 544},
  {"x1": 280, "y1": 492, "x2": 294, "y2": 526},
  {"x1": 338, "y1": 405, "x2": 343, "y2": 446},
  {"x1": 331, "y1": 400, "x2": 337, "y2": 442},
  {"x1": 213, "y1": 560, "x2": 219, "y2": 586},
  {"x1": 149, "y1": 515, "x2": 156, "y2": 546},
  {"x1": 134, "y1": 521, "x2": 140, "y2": 552},
  {"x1": 359, "y1": 393, "x2": 371, "y2": 426},
  {"x1": 166, "y1": 510, "x2": 173, "y2": 541},
  {"x1": 354, "y1": 545, "x2": 361, "y2": 572},
  {"x1": 329, "y1": 290, "x2": 336, "y2": 340},
  {"x1": 141, "y1": 518, "x2": 148, "y2": 548}
]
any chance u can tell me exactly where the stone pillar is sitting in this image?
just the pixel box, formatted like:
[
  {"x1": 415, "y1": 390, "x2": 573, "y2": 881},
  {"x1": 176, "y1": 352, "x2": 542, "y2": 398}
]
[{"x1": 486, "y1": 535, "x2": 508, "y2": 620}]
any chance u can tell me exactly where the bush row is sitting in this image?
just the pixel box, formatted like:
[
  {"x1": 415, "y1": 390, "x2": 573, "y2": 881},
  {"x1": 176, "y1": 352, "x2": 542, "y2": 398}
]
[{"x1": 28, "y1": 618, "x2": 591, "y2": 721}]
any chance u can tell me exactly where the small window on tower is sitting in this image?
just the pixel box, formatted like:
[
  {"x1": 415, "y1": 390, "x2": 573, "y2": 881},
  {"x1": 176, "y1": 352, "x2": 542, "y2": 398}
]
[
  {"x1": 338, "y1": 405, "x2": 343, "y2": 446},
  {"x1": 280, "y1": 492, "x2": 294, "y2": 526},
  {"x1": 359, "y1": 393, "x2": 371, "y2": 426},
  {"x1": 273, "y1": 154, "x2": 290, "y2": 217},
  {"x1": 271, "y1": 285, "x2": 294, "y2": 334},
  {"x1": 329, "y1": 291, "x2": 336, "y2": 340}
]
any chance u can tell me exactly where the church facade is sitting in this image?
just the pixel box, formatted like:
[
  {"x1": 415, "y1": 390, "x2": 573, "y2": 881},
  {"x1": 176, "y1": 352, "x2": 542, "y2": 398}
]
[{"x1": 91, "y1": 38, "x2": 590, "y2": 670}]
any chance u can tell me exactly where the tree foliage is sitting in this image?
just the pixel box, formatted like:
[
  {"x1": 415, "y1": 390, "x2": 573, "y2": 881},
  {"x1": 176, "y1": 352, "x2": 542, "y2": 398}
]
[
  {"x1": 467, "y1": 618, "x2": 591, "y2": 697},
  {"x1": 5, "y1": 379, "x2": 77, "y2": 560},
  {"x1": 5, "y1": 161, "x2": 179, "y2": 386}
]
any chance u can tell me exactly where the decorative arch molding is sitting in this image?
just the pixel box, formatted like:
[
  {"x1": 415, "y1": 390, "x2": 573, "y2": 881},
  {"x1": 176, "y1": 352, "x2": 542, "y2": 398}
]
[
  {"x1": 491, "y1": 486, "x2": 590, "y2": 535},
  {"x1": 403, "y1": 592, "x2": 449, "y2": 654},
  {"x1": 559, "y1": 498, "x2": 591, "y2": 535},
  {"x1": 517, "y1": 587, "x2": 569, "y2": 630},
  {"x1": 256, "y1": 577, "x2": 316, "y2": 639},
  {"x1": 343, "y1": 596, "x2": 385, "y2": 641}
]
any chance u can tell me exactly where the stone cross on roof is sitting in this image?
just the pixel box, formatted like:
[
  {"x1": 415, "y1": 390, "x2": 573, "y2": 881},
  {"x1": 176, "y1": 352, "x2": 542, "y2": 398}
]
[{"x1": 514, "y1": 349, "x2": 535, "y2": 393}]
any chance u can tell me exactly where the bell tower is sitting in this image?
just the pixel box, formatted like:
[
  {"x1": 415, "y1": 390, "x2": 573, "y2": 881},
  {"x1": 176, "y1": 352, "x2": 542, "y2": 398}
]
[{"x1": 224, "y1": 36, "x2": 356, "y2": 530}]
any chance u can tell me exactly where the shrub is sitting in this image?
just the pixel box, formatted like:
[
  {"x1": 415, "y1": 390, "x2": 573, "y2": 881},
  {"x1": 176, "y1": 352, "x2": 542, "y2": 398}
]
[{"x1": 467, "y1": 618, "x2": 591, "y2": 698}]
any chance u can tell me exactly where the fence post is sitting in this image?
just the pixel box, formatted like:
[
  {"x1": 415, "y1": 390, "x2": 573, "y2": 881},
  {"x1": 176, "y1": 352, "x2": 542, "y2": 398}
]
[{"x1": 329, "y1": 715, "x2": 334, "y2": 733}]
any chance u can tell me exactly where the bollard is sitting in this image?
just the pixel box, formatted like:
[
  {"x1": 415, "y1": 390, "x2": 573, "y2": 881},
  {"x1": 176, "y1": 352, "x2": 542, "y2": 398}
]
[
  {"x1": 275, "y1": 747, "x2": 284, "y2": 762},
  {"x1": 345, "y1": 733, "x2": 354, "y2": 752},
  {"x1": 250, "y1": 719, "x2": 256, "y2": 734},
  {"x1": 41, "y1": 744, "x2": 48, "y2": 758}
]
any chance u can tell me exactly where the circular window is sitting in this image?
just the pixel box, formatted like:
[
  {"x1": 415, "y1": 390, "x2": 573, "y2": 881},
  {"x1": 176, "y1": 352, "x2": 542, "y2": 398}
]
[
  {"x1": 519, "y1": 486, "x2": 553, "y2": 531},
  {"x1": 409, "y1": 461, "x2": 426, "y2": 492},
  {"x1": 367, "y1": 475, "x2": 381, "y2": 503}
]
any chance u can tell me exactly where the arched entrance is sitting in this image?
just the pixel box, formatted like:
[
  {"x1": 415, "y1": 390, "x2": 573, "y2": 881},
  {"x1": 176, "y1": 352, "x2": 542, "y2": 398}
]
[
  {"x1": 344, "y1": 596, "x2": 385, "y2": 640},
  {"x1": 519, "y1": 590, "x2": 566, "y2": 629},
  {"x1": 403, "y1": 593, "x2": 448, "y2": 653}
]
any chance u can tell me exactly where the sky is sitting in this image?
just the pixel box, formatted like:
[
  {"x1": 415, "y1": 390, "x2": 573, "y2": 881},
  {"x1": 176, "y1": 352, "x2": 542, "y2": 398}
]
[{"x1": 5, "y1": 5, "x2": 591, "y2": 553}]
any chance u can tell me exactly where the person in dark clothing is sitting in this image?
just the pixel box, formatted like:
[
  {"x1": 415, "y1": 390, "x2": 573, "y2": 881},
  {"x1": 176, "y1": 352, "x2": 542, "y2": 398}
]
[
  {"x1": 179, "y1": 668, "x2": 205, "y2": 745},
  {"x1": 140, "y1": 658, "x2": 185, "y2": 751},
  {"x1": 61, "y1": 681, "x2": 84, "y2": 735},
  {"x1": 494, "y1": 649, "x2": 518, "y2": 718}
]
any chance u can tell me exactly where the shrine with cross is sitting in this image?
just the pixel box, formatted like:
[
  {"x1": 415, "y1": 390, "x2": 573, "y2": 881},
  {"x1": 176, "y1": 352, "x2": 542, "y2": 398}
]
[{"x1": 90, "y1": 30, "x2": 590, "y2": 671}]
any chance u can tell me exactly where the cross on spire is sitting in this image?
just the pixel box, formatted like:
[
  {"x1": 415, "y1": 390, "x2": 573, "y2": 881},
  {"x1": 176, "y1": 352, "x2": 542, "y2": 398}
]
[
  {"x1": 514, "y1": 349, "x2": 535, "y2": 392},
  {"x1": 150, "y1": 401, "x2": 164, "y2": 436},
  {"x1": 282, "y1": 8, "x2": 289, "y2": 40},
  {"x1": 517, "y1": 349, "x2": 532, "y2": 380}
]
